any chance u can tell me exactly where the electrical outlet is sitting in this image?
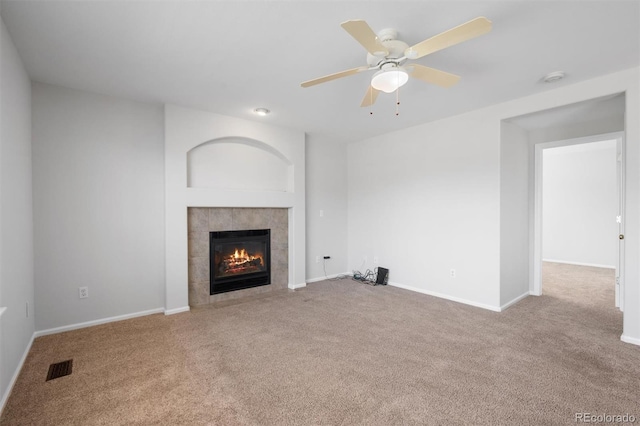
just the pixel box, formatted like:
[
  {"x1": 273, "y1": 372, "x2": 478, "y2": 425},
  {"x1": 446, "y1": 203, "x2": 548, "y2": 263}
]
[
  {"x1": 373, "y1": 256, "x2": 379, "y2": 264},
  {"x1": 26, "y1": 302, "x2": 29, "y2": 318},
  {"x1": 450, "y1": 269, "x2": 456, "y2": 278},
  {"x1": 79, "y1": 286, "x2": 89, "y2": 299},
  {"x1": 315, "y1": 256, "x2": 320, "y2": 264},
  {"x1": 320, "y1": 210, "x2": 324, "y2": 218}
]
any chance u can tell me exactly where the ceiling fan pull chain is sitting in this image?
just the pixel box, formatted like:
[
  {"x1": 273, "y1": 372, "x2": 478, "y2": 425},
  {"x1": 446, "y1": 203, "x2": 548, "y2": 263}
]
[
  {"x1": 370, "y1": 86, "x2": 374, "y2": 115},
  {"x1": 396, "y1": 84, "x2": 400, "y2": 116}
]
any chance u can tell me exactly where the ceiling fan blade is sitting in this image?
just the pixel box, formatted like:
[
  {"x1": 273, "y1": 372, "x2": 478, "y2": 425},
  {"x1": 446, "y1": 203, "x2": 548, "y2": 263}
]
[
  {"x1": 341, "y1": 20, "x2": 389, "y2": 56},
  {"x1": 409, "y1": 64, "x2": 461, "y2": 88},
  {"x1": 301, "y1": 66, "x2": 369, "y2": 88},
  {"x1": 405, "y1": 17, "x2": 492, "y2": 59},
  {"x1": 360, "y1": 86, "x2": 380, "y2": 107}
]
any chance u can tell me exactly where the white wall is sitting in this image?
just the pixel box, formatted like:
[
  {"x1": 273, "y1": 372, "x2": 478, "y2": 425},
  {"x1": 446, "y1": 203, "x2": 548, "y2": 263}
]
[
  {"x1": 543, "y1": 140, "x2": 618, "y2": 268},
  {"x1": 348, "y1": 67, "x2": 640, "y2": 336},
  {"x1": 348, "y1": 108, "x2": 502, "y2": 310},
  {"x1": 32, "y1": 83, "x2": 165, "y2": 331},
  {"x1": 500, "y1": 121, "x2": 530, "y2": 306},
  {"x1": 0, "y1": 16, "x2": 34, "y2": 410},
  {"x1": 164, "y1": 105, "x2": 306, "y2": 313},
  {"x1": 305, "y1": 134, "x2": 348, "y2": 281}
]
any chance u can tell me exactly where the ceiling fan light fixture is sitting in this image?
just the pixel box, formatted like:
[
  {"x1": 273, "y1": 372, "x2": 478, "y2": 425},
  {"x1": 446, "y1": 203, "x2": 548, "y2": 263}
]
[{"x1": 371, "y1": 67, "x2": 409, "y2": 93}]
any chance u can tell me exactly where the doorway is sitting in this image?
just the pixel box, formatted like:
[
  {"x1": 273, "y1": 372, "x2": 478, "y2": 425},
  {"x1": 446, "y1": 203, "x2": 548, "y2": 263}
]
[
  {"x1": 533, "y1": 133, "x2": 624, "y2": 312},
  {"x1": 501, "y1": 92, "x2": 629, "y2": 340}
]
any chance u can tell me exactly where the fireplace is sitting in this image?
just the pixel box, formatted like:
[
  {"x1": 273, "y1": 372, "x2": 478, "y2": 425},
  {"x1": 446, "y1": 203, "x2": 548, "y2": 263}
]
[{"x1": 210, "y1": 229, "x2": 271, "y2": 295}]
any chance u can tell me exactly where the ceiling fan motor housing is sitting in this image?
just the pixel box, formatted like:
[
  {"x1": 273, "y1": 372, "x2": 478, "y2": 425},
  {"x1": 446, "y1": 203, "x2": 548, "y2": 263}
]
[{"x1": 367, "y1": 29, "x2": 409, "y2": 68}]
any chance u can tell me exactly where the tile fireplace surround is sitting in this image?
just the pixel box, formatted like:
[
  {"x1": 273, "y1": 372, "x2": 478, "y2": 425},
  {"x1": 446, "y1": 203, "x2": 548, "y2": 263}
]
[{"x1": 187, "y1": 207, "x2": 288, "y2": 306}]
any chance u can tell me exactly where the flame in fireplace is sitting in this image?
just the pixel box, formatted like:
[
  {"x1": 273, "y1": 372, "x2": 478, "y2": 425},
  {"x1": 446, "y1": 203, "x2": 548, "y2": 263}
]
[
  {"x1": 221, "y1": 247, "x2": 264, "y2": 275},
  {"x1": 234, "y1": 248, "x2": 244, "y2": 260},
  {"x1": 231, "y1": 248, "x2": 259, "y2": 263}
]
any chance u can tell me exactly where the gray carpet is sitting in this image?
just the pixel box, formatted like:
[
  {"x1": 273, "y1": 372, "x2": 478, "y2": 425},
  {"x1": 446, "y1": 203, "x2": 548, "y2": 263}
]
[{"x1": 2, "y1": 262, "x2": 639, "y2": 425}]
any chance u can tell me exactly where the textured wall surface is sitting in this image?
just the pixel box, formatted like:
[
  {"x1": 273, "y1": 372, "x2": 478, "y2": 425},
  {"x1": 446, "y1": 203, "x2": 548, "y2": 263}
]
[{"x1": 188, "y1": 208, "x2": 288, "y2": 306}]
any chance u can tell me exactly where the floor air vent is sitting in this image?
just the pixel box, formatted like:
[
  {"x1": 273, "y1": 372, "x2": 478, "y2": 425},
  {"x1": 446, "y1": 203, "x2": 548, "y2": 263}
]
[{"x1": 46, "y1": 359, "x2": 73, "y2": 381}]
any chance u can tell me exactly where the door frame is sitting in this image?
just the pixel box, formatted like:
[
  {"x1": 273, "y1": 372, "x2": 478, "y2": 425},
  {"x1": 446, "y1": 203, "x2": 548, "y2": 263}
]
[
  {"x1": 531, "y1": 131, "x2": 625, "y2": 296},
  {"x1": 615, "y1": 137, "x2": 626, "y2": 310}
]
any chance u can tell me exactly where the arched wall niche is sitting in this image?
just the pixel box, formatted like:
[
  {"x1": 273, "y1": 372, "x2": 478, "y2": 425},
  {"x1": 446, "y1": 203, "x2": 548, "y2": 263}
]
[{"x1": 187, "y1": 136, "x2": 293, "y2": 192}]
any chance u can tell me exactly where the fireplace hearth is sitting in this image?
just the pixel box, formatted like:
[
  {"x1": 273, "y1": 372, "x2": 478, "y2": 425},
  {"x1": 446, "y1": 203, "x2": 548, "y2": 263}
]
[{"x1": 210, "y1": 229, "x2": 271, "y2": 294}]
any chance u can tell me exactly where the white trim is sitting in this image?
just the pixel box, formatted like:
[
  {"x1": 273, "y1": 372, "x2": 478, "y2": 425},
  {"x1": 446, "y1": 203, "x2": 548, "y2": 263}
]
[
  {"x1": 164, "y1": 306, "x2": 190, "y2": 316},
  {"x1": 388, "y1": 281, "x2": 502, "y2": 312},
  {"x1": 533, "y1": 142, "x2": 543, "y2": 295},
  {"x1": 288, "y1": 282, "x2": 307, "y2": 290},
  {"x1": 500, "y1": 292, "x2": 530, "y2": 311},
  {"x1": 0, "y1": 307, "x2": 6, "y2": 317},
  {"x1": 542, "y1": 259, "x2": 616, "y2": 269},
  {"x1": 306, "y1": 272, "x2": 350, "y2": 284},
  {"x1": 34, "y1": 308, "x2": 165, "y2": 337},
  {"x1": 620, "y1": 334, "x2": 640, "y2": 346},
  {"x1": 0, "y1": 333, "x2": 34, "y2": 415}
]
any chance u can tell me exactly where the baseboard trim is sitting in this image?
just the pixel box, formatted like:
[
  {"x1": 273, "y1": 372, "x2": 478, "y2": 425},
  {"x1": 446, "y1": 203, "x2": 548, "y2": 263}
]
[
  {"x1": 621, "y1": 334, "x2": 640, "y2": 346},
  {"x1": 500, "y1": 292, "x2": 530, "y2": 311},
  {"x1": 306, "y1": 272, "x2": 350, "y2": 284},
  {"x1": 542, "y1": 259, "x2": 615, "y2": 269},
  {"x1": 288, "y1": 282, "x2": 307, "y2": 290},
  {"x1": 388, "y1": 281, "x2": 501, "y2": 312},
  {"x1": 34, "y1": 308, "x2": 165, "y2": 338},
  {"x1": 164, "y1": 306, "x2": 190, "y2": 316},
  {"x1": 1, "y1": 332, "x2": 35, "y2": 415}
]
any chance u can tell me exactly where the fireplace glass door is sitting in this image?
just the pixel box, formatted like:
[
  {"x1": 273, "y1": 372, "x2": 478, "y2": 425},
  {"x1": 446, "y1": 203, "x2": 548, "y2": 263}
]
[{"x1": 210, "y1": 229, "x2": 271, "y2": 294}]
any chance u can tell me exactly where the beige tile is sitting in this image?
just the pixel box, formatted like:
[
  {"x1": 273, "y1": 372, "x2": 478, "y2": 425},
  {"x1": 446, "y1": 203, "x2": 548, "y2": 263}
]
[
  {"x1": 271, "y1": 246, "x2": 288, "y2": 267},
  {"x1": 209, "y1": 208, "x2": 233, "y2": 231},
  {"x1": 187, "y1": 208, "x2": 208, "y2": 234},
  {"x1": 209, "y1": 287, "x2": 289, "y2": 309},
  {"x1": 210, "y1": 291, "x2": 233, "y2": 303},
  {"x1": 210, "y1": 283, "x2": 272, "y2": 303},
  {"x1": 271, "y1": 228, "x2": 288, "y2": 250},
  {"x1": 272, "y1": 208, "x2": 288, "y2": 230},
  {"x1": 188, "y1": 231, "x2": 208, "y2": 259},
  {"x1": 188, "y1": 281, "x2": 210, "y2": 306},
  {"x1": 232, "y1": 208, "x2": 272, "y2": 230},
  {"x1": 271, "y1": 268, "x2": 288, "y2": 290},
  {"x1": 188, "y1": 257, "x2": 209, "y2": 283}
]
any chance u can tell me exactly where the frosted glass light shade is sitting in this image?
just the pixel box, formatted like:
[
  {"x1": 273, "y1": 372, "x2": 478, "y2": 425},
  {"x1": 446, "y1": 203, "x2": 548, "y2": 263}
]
[{"x1": 371, "y1": 68, "x2": 409, "y2": 93}]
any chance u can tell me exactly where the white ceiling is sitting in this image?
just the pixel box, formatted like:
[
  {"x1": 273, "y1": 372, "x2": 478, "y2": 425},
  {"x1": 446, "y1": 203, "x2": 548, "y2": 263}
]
[{"x1": 1, "y1": 1, "x2": 638, "y2": 142}]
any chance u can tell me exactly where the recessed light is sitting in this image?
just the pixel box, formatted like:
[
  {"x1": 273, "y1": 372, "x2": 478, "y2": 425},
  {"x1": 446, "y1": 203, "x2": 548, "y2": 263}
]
[
  {"x1": 543, "y1": 71, "x2": 565, "y2": 83},
  {"x1": 253, "y1": 108, "x2": 270, "y2": 116}
]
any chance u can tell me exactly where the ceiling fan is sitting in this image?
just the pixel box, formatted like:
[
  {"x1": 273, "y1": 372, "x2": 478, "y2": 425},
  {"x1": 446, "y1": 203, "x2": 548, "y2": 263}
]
[{"x1": 301, "y1": 17, "x2": 492, "y2": 107}]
